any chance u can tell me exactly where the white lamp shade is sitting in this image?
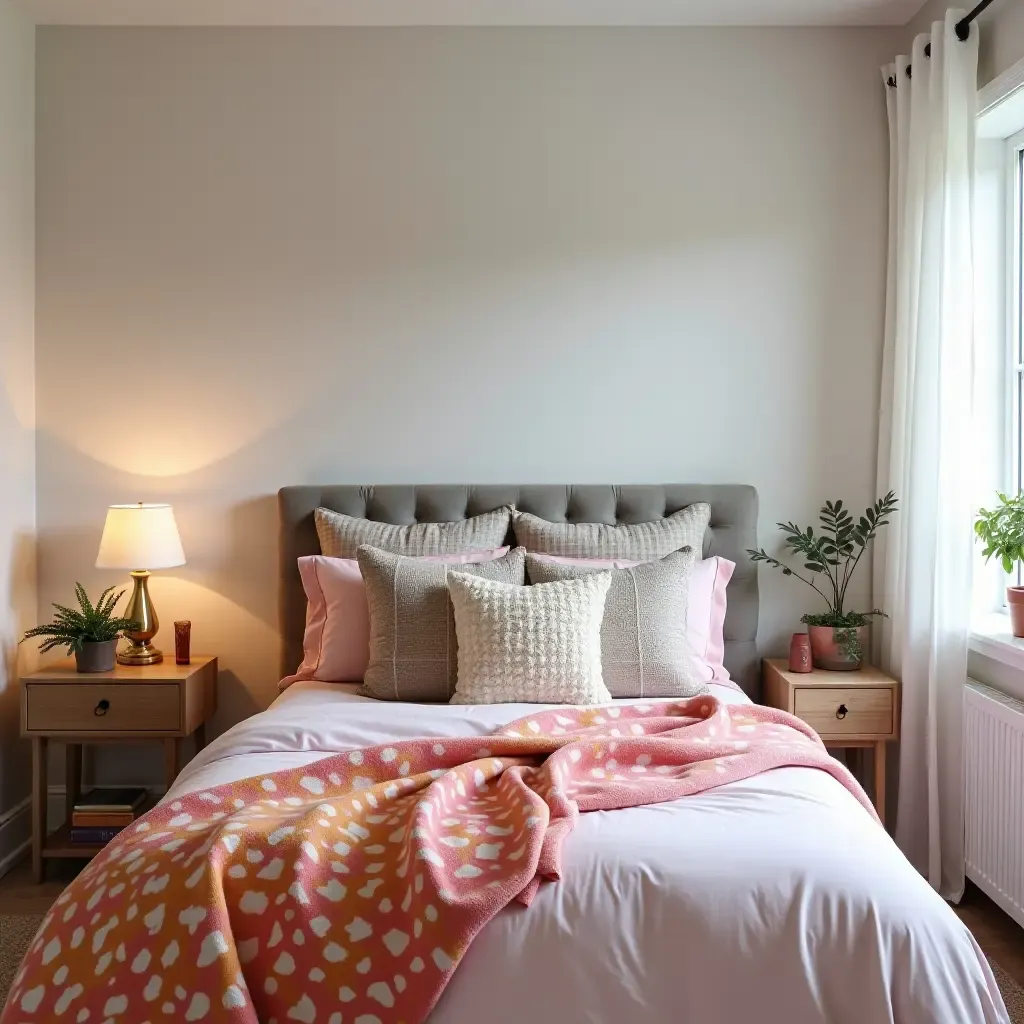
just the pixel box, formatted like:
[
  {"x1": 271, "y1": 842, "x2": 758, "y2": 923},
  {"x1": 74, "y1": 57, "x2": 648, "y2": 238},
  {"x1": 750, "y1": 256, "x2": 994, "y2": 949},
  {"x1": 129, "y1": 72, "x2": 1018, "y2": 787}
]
[{"x1": 95, "y1": 504, "x2": 186, "y2": 570}]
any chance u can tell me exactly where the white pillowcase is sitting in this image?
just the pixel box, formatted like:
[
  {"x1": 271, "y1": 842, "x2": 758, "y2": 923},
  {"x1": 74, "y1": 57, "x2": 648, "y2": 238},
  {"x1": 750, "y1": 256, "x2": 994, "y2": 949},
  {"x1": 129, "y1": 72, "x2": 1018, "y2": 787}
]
[{"x1": 447, "y1": 571, "x2": 612, "y2": 705}]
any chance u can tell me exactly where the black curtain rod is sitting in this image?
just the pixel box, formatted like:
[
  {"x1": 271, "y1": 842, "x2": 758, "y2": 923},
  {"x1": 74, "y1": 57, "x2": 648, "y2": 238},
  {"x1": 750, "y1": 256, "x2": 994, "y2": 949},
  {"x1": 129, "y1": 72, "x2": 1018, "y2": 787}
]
[{"x1": 885, "y1": 0, "x2": 998, "y2": 87}]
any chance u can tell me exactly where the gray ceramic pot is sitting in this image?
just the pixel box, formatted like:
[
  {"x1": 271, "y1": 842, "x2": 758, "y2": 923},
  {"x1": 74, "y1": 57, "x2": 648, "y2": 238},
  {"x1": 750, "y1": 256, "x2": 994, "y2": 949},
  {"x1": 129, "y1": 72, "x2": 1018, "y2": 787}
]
[{"x1": 75, "y1": 639, "x2": 117, "y2": 673}]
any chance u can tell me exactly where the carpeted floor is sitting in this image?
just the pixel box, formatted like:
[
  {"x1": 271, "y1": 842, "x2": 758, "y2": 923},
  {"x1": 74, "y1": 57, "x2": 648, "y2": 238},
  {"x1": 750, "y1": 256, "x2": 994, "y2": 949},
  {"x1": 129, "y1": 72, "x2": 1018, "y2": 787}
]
[
  {"x1": 0, "y1": 911, "x2": 1021, "y2": 1018},
  {"x1": 993, "y1": 959, "x2": 1024, "y2": 1022},
  {"x1": 0, "y1": 914, "x2": 45, "y2": 1010}
]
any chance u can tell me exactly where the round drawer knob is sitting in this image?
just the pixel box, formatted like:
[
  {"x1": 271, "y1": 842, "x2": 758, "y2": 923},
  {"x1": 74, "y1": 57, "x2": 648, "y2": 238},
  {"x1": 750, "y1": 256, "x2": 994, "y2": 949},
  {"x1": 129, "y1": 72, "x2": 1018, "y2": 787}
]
[
  {"x1": 94, "y1": 699, "x2": 110, "y2": 717},
  {"x1": 836, "y1": 703, "x2": 848, "y2": 720}
]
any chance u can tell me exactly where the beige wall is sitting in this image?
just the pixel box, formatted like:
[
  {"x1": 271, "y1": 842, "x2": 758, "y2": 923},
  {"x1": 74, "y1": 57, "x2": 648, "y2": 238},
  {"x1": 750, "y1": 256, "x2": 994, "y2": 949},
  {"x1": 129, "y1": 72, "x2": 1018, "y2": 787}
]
[
  {"x1": 36, "y1": 26, "x2": 896, "y2": 785},
  {"x1": 905, "y1": 0, "x2": 1024, "y2": 87},
  {"x1": 0, "y1": 1, "x2": 36, "y2": 853}
]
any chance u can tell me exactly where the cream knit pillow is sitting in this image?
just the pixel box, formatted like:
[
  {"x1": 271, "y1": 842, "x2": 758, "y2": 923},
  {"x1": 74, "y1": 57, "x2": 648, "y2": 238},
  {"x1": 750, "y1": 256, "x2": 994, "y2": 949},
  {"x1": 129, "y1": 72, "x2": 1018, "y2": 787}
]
[{"x1": 447, "y1": 571, "x2": 612, "y2": 705}]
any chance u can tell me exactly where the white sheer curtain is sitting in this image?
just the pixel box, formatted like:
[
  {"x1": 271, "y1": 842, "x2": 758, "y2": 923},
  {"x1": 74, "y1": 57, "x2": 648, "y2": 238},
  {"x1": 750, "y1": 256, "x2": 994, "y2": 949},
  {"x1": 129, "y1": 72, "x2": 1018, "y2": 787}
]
[{"x1": 874, "y1": 10, "x2": 978, "y2": 901}]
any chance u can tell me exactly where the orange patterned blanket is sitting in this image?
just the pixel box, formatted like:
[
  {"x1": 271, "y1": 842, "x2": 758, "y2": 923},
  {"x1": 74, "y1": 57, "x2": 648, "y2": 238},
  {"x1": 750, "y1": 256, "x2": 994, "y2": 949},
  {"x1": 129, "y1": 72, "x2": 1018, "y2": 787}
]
[{"x1": 4, "y1": 697, "x2": 875, "y2": 1023}]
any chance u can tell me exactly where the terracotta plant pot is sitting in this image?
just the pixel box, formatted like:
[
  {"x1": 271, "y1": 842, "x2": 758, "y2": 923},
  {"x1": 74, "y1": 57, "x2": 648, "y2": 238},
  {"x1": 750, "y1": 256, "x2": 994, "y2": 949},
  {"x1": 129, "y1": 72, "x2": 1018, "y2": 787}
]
[
  {"x1": 807, "y1": 624, "x2": 867, "y2": 671},
  {"x1": 1007, "y1": 587, "x2": 1024, "y2": 638},
  {"x1": 74, "y1": 639, "x2": 117, "y2": 673},
  {"x1": 788, "y1": 633, "x2": 813, "y2": 673}
]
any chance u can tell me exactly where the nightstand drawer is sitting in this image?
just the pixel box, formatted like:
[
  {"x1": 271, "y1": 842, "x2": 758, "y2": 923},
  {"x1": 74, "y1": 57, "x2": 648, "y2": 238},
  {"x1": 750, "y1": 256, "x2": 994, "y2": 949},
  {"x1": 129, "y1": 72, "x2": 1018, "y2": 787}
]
[
  {"x1": 793, "y1": 686, "x2": 894, "y2": 737},
  {"x1": 24, "y1": 683, "x2": 181, "y2": 732}
]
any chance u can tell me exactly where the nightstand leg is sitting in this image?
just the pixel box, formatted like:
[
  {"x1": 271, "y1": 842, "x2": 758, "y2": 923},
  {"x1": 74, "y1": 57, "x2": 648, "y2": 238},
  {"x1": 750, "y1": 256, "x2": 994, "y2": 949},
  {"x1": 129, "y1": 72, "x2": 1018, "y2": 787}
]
[
  {"x1": 65, "y1": 744, "x2": 82, "y2": 827},
  {"x1": 195, "y1": 722, "x2": 206, "y2": 752},
  {"x1": 32, "y1": 738, "x2": 47, "y2": 884},
  {"x1": 163, "y1": 738, "x2": 181, "y2": 790},
  {"x1": 874, "y1": 741, "x2": 887, "y2": 828}
]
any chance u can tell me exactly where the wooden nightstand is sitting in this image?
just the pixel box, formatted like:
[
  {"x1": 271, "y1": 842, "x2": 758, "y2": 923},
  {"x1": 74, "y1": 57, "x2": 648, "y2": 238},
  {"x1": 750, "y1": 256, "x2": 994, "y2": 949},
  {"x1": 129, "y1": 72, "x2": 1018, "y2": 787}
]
[
  {"x1": 21, "y1": 656, "x2": 217, "y2": 882},
  {"x1": 762, "y1": 658, "x2": 900, "y2": 825}
]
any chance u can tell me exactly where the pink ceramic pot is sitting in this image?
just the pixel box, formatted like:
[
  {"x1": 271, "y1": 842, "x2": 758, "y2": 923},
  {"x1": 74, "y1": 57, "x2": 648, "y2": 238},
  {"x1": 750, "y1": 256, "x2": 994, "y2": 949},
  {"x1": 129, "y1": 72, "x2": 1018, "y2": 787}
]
[
  {"x1": 807, "y1": 624, "x2": 867, "y2": 671},
  {"x1": 1007, "y1": 587, "x2": 1024, "y2": 638},
  {"x1": 788, "y1": 633, "x2": 813, "y2": 673}
]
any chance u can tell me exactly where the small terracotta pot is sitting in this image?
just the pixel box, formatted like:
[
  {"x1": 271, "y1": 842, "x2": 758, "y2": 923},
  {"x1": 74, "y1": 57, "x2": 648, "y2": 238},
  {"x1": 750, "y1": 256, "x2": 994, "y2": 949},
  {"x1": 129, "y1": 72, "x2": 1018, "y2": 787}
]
[
  {"x1": 788, "y1": 633, "x2": 813, "y2": 673},
  {"x1": 807, "y1": 624, "x2": 867, "y2": 671},
  {"x1": 1007, "y1": 587, "x2": 1024, "y2": 638},
  {"x1": 75, "y1": 639, "x2": 117, "y2": 673}
]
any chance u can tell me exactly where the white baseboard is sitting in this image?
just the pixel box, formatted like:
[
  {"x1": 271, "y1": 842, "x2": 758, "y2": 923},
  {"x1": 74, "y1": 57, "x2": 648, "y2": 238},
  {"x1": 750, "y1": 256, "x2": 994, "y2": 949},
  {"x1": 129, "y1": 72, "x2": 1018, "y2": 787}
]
[
  {"x1": 0, "y1": 797, "x2": 32, "y2": 880},
  {"x1": 47, "y1": 787, "x2": 64, "y2": 832},
  {"x1": 967, "y1": 866, "x2": 1024, "y2": 931}
]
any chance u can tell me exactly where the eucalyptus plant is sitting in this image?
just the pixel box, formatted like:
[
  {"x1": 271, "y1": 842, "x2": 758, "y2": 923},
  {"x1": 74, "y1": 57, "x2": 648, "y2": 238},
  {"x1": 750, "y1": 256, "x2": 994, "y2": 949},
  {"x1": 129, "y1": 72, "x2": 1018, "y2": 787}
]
[
  {"x1": 746, "y1": 491, "x2": 898, "y2": 660},
  {"x1": 22, "y1": 584, "x2": 139, "y2": 655}
]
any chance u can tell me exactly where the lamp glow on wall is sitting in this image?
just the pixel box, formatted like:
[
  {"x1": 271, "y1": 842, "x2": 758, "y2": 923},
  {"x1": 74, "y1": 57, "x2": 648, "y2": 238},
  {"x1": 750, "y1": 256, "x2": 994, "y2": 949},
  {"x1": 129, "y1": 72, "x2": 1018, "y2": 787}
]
[{"x1": 96, "y1": 503, "x2": 185, "y2": 665}]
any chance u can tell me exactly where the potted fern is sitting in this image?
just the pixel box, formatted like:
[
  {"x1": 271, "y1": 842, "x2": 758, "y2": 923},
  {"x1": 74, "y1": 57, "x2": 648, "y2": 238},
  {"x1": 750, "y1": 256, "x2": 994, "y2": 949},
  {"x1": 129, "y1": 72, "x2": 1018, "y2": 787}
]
[
  {"x1": 747, "y1": 492, "x2": 898, "y2": 670},
  {"x1": 22, "y1": 584, "x2": 140, "y2": 673},
  {"x1": 974, "y1": 491, "x2": 1024, "y2": 636}
]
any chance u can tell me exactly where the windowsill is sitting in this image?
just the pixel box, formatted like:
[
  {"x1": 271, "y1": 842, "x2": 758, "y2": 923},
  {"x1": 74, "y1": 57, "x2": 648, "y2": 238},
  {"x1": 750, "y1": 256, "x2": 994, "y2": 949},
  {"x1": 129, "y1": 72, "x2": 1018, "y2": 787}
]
[{"x1": 969, "y1": 612, "x2": 1024, "y2": 672}]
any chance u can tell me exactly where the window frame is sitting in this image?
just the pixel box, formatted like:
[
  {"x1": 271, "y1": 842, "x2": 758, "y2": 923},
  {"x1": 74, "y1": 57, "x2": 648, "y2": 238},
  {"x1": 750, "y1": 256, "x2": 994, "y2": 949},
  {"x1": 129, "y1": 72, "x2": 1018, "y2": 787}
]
[
  {"x1": 1004, "y1": 128, "x2": 1024, "y2": 589},
  {"x1": 969, "y1": 57, "x2": 1024, "y2": 655}
]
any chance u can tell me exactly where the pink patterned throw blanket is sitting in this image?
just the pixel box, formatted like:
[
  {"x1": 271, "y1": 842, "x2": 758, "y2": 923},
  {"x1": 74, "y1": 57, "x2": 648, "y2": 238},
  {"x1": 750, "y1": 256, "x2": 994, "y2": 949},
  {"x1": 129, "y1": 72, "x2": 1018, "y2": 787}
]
[{"x1": 5, "y1": 697, "x2": 876, "y2": 1024}]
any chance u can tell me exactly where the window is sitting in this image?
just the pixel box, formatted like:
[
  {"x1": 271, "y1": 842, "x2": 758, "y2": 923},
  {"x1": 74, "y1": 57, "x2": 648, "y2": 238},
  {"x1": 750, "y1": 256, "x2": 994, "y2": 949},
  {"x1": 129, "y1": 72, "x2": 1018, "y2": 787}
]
[
  {"x1": 970, "y1": 65, "x2": 1024, "y2": 644},
  {"x1": 970, "y1": 101, "x2": 1024, "y2": 619}
]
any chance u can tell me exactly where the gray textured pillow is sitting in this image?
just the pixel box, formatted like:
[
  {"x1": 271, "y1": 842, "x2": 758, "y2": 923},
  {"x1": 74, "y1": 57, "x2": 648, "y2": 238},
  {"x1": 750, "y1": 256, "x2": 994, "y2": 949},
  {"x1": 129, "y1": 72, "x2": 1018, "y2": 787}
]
[
  {"x1": 448, "y1": 571, "x2": 612, "y2": 706},
  {"x1": 356, "y1": 545, "x2": 526, "y2": 701},
  {"x1": 511, "y1": 503, "x2": 710, "y2": 560},
  {"x1": 316, "y1": 505, "x2": 513, "y2": 559},
  {"x1": 526, "y1": 548, "x2": 705, "y2": 699}
]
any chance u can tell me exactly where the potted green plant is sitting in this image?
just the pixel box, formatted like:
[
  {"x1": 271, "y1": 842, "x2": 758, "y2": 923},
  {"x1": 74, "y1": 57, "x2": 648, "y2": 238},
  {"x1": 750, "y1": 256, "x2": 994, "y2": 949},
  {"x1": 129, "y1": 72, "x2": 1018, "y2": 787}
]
[
  {"x1": 22, "y1": 584, "x2": 140, "y2": 673},
  {"x1": 747, "y1": 492, "x2": 898, "y2": 670},
  {"x1": 974, "y1": 491, "x2": 1024, "y2": 636}
]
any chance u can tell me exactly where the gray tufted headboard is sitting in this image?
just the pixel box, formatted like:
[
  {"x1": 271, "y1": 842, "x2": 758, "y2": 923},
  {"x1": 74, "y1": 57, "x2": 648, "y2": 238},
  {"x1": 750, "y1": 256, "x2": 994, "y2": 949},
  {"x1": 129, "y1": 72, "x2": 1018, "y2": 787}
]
[{"x1": 278, "y1": 484, "x2": 760, "y2": 699}]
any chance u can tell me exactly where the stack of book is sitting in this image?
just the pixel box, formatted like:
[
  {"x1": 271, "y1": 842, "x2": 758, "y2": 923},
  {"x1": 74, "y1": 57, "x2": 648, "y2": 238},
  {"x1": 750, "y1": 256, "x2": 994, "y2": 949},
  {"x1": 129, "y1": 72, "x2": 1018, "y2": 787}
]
[{"x1": 71, "y1": 788, "x2": 148, "y2": 845}]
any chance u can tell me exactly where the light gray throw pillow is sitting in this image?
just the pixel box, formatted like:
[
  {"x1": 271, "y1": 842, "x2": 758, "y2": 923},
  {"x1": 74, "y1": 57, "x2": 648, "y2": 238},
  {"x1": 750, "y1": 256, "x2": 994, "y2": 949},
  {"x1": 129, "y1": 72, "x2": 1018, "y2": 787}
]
[
  {"x1": 448, "y1": 571, "x2": 612, "y2": 706},
  {"x1": 356, "y1": 545, "x2": 526, "y2": 701},
  {"x1": 525, "y1": 548, "x2": 705, "y2": 699},
  {"x1": 316, "y1": 505, "x2": 513, "y2": 559},
  {"x1": 511, "y1": 503, "x2": 710, "y2": 561}
]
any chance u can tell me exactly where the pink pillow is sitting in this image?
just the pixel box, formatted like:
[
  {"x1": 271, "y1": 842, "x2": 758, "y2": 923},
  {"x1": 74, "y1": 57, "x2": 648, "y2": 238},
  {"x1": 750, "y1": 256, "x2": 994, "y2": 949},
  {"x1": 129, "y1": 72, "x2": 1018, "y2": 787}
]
[
  {"x1": 526, "y1": 552, "x2": 735, "y2": 681},
  {"x1": 687, "y1": 556, "x2": 735, "y2": 682},
  {"x1": 280, "y1": 548, "x2": 510, "y2": 689}
]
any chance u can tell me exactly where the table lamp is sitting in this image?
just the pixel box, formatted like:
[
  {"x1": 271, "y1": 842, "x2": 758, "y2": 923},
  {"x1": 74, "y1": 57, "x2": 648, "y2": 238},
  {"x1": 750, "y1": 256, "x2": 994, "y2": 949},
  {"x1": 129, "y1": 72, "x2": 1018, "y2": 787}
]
[{"x1": 95, "y1": 503, "x2": 186, "y2": 665}]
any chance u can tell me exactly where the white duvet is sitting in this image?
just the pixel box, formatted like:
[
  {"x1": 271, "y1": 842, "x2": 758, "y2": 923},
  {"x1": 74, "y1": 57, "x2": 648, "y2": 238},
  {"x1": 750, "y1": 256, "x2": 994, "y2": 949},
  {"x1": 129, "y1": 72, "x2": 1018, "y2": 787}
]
[{"x1": 169, "y1": 681, "x2": 1009, "y2": 1024}]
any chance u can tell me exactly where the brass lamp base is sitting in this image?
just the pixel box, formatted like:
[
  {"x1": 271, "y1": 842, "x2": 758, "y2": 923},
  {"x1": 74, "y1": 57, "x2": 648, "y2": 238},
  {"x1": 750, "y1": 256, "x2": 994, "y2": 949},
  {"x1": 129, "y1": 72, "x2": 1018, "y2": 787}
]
[
  {"x1": 117, "y1": 569, "x2": 164, "y2": 666},
  {"x1": 117, "y1": 639, "x2": 163, "y2": 665}
]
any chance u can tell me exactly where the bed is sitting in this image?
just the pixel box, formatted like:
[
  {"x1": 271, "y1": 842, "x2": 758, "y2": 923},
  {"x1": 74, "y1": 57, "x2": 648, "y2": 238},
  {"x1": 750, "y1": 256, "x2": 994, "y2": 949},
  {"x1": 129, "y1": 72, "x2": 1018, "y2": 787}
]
[
  {"x1": 4, "y1": 485, "x2": 1007, "y2": 1024},
  {"x1": 151, "y1": 484, "x2": 1006, "y2": 1024}
]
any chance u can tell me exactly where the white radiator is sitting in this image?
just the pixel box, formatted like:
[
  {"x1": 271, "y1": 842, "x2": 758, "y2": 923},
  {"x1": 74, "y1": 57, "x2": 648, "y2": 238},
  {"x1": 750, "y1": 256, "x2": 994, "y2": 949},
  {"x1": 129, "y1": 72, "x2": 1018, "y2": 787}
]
[{"x1": 964, "y1": 681, "x2": 1024, "y2": 928}]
